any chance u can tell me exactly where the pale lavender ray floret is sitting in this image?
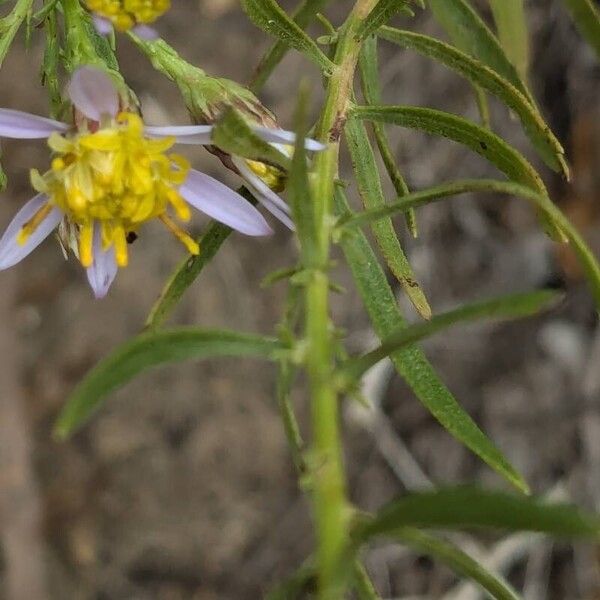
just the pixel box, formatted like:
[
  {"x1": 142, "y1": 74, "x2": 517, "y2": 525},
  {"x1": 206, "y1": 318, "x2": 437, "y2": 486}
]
[
  {"x1": 179, "y1": 169, "x2": 272, "y2": 236},
  {"x1": 0, "y1": 109, "x2": 67, "y2": 138},
  {"x1": 86, "y1": 222, "x2": 118, "y2": 299},
  {"x1": 92, "y1": 14, "x2": 113, "y2": 36},
  {"x1": 91, "y1": 14, "x2": 159, "y2": 40},
  {"x1": 231, "y1": 156, "x2": 295, "y2": 230},
  {"x1": 0, "y1": 194, "x2": 63, "y2": 269},
  {"x1": 67, "y1": 66, "x2": 119, "y2": 122}
]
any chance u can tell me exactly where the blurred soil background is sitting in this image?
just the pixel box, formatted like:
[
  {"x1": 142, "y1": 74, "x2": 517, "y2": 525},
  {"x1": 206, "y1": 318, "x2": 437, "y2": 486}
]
[{"x1": 0, "y1": 0, "x2": 599, "y2": 598}]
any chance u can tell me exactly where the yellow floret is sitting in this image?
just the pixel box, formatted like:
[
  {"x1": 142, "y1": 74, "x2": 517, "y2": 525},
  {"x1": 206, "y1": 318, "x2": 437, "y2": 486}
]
[
  {"x1": 28, "y1": 112, "x2": 198, "y2": 268},
  {"x1": 85, "y1": 0, "x2": 170, "y2": 31}
]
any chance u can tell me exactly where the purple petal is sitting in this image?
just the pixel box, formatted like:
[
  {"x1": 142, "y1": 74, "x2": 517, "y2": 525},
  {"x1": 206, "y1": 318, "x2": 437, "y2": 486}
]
[
  {"x1": 144, "y1": 124, "x2": 214, "y2": 145},
  {"x1": 67, "y1": 66, "x2": 119, "y2": 121},
  {"x1": 92, "y1": 14, "x2": 114, "y2": 36},
  {"x1": 248, "y1": 192, "x2": 295, "y2": 230},
  {"x1": 0, "y1": 108, "x2": 67, "y2": 139},
  {"x1": 231, "y1": 157, "x2": 294, "y2": 229},
  {"x1": 86, "y1": 222, "x2": 118, "y2": 299},
  {"x1": 132, "y1": 24, "x2": 160, "y2": 40},
  {"x1": 252, "y1": 126, "x2": 326, "y2": 151},
  {"x1": 0, "y1": 194, "x2": 62, "y2": 269},
  {"x1": 179, "y1": 169, "x2": 273, "y2": 236}
]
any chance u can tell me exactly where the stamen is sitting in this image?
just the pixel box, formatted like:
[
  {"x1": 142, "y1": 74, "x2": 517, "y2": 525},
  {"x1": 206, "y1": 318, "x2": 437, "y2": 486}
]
[
  {"x1": 166, "y1": 189, "x2": 191, "y2": 222},
  {"x1": 246, "y1": 158, "x2": 287, "y2": 192},
  {"x1": 85, "y1": 0, "x2": 170, "y2": 30},
  {"x1": 113, "y1": 225, "x2": 129, "y2": 267},
  {"x1": 78, "y1": 222, "x2": 94, "y2": 267},
  {"x1": 159, "y1": 214, "x2": 200, "y2": 256},
  {"x1": 39, "y1": 110, "x2": 192, "y2": 271},
  {"x1": 17, "y1": 202, "x2": 53, "y2": 245}
]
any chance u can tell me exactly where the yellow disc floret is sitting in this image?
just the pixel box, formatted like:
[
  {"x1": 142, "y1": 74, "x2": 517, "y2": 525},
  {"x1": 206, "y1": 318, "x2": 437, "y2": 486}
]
[
  {"x1": 28, "y1": 112, "x2": 198, "y2": 268},
  {"x1": 246, "y1": 159, "x2": 287, "y2": 192},
  {"x1": 85, "y1": 0, "x2": 170, "y2": 31}
]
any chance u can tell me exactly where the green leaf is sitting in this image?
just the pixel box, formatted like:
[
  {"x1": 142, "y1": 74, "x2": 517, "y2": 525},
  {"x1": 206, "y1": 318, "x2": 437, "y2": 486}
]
[
  {"x1": 559, "y1": 0, "x2": 600, "y2": 60},
  {"x1": 356, "y1": 0, "x2": 414, "y2": 41},
  {"x1": 338, "y1": 178, "x2": 600, "y2": 311},
  {"x1": 350, "y1": 105, "x2": 546, "y2": 194},
  {"x1": 334, "y1": 187, "x2": 528, "y2": 493},
  {"x1": 393, "y1": 528, "x2": 520, "y2": 600},
  {"x1": 240, "y1": 0, "x2": 334, "y2": 73},
  {"x1": 487, "y1": 0, "x2": 530, "y2": 82},
  {"x1": 0, "y1": 0, "x2": 34, "y2": 69},
  {"x1": 345, "y1": 118, "x2": 431, "y2": 319},
  {"x1": 352, "y1": 562, "x2": 381, "y2": 600},
  {"x1": 343, "y1": 290, "x2": 558, "y2": 380},
  {"x1": 212, "y1": 107, "x2": 291, "y2": 169},
  {"x1": 40, "y1": 4, "x2": 62, "y2": 117},
  {"x1": 288, "y1": 82, "x2": 318, "y2": 264},
  {"x1": 354, "y1": 487, "x2": 600, "y2": 539},
  {"x1": 350, "y1": 104, "x2": 569, "y2": 242},
  {"x1": 55, "y1": 329, "x2": 281, "y2": 438},
  {"x1": 377, "y1": 28, "x2": 567, "y2": 175},
  {"x1": 250, "y1": 0, "x2": 332, "y2": 92},
  {"x1": 358, "y1": 35, "x2": 417, "y2": 236},
  {"x1": 145, "y1": 220, "x2": 232, "y2": 329},
  {"x1": 428, "y1": 0, "x2": 531, "y2": 101},
  {"x1": 266, "y1": 560, "x2": 316, "y2": 600}
]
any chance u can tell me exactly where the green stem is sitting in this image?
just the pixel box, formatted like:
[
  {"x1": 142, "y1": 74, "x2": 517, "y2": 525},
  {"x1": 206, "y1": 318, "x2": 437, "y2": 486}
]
[
  {"x1": 308, "y1": 1, "x2": 378, "y2": 597},
  {"x1": 277, "y1": 285, "x2": 306, "y2": 474}
]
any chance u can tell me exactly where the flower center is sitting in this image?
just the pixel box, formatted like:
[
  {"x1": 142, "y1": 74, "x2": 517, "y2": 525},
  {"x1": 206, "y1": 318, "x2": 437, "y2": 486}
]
[
  {"x1": 85, "y1": 0, "x2": 170, "y2": 31},
  {"x1": 29, "y1": 112, "x2": 197, "y2": 268}
]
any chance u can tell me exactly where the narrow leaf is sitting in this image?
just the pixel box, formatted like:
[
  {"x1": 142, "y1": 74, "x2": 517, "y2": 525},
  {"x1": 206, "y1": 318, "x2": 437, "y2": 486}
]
[
  {"x1": 145, "y1": 220, "x2": 232, "y2": 329},
  {"x1": 350, "y1": 104, "x2": 567, "y2": 241},
  {"x1": 267, "y1": 561, "x2": 316, "y2": 600},
  {"x1": 334, "y1": 187, "x2": 528, "y2": 493},
  {"x1": 394, "y1": 528, "x2": 520, "y2": 600},
  {"x1": 356, "y1": 0, "x2": 414, "y2": 41},
  {"x1": 212, "y1": 107, "x2": 291, "y2": 169},
  {"x1": 488, "y1": 0, "x2": 530, "y2": 81},
  {"x1": 344, "y1": 290, "x2": 558, "y2": 380},
  {"x1": 250, "y1": 0, "x2": 332, "y2": 92},
  {"x1": 359, "y1": 36, "x2": 417, "y2": 236},
  {"x1": 560, "y1": 0, "x2": 600, "y2": 60},
  {"x1": 55, "y1": 329, "x2": 281, "y2": 438},
  {"x1": 338, "y1": 178, "x2": 600, "y2": 311},
  {"x1": 353, "y1": 562, "x2": 381, "y2": 600},
  {"x1": 355, "y1": 487, "x2": 600, "y2": 539},
  {"x1": 345, "y1": 117, "x2": 431, "y2": 319},
  {"x1": 428, "y1": 0, "x2": 532, "y2": 101},
  {"x1": 288, "y1": 82, "x2": 317, "y2": 264},
  {"x1": 350, "y1": 105, "x2": 546, "y2": 194},
  {"x1": 240, "y1": 0, "x2": 334, "y2": 73},
  {"x1": 377, "y1": 28, "x2": 567, "y2": 175}
]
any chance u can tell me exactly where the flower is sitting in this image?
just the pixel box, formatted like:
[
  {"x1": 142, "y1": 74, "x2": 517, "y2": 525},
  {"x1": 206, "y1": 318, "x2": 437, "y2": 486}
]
[
  {"x1": 0, "y1": 66, "x2": 312, "y2": 298},
  {"x1": 85, "y1": 0, "x2": 169, "y2": 39}
]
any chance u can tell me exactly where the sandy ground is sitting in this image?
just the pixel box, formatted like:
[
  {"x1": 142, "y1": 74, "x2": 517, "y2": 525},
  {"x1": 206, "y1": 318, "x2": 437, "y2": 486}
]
[{"x1": 0, "y1": 1, "x2": 599, "y2": 598}]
